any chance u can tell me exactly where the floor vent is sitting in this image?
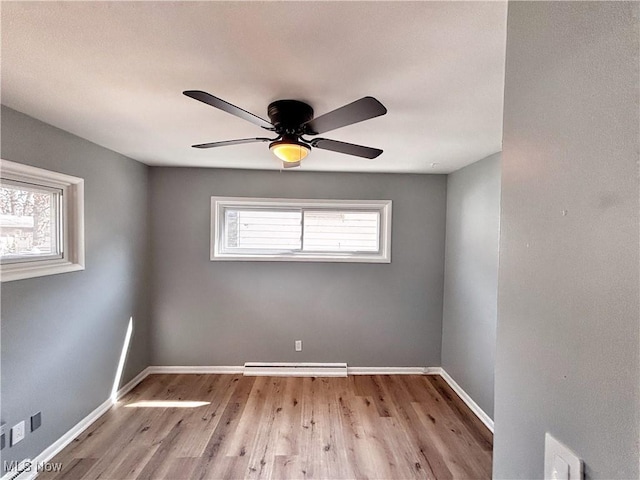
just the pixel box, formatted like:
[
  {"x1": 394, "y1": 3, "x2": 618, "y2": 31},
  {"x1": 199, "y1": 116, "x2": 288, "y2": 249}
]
[{"x1": 243, "y1": 362, "x2": 348, "y2": 377}]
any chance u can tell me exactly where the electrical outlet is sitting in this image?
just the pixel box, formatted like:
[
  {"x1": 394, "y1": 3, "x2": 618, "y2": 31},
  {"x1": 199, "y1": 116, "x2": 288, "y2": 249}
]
[
  {"x1": 31, "y1": 412, "x2": 42, "y2": 432},
  {"x1": 295, "y1": 340, "x2": 302, "y2": 352},
  {"x1": 11, "y1": 421, "x2": 25, "y2": 446}
]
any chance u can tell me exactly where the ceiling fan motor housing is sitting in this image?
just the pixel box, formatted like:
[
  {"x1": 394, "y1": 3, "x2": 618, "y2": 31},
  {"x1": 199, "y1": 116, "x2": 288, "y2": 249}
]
[{"x1": 267, "y1": 100, "x2": 314, "y2": 135}]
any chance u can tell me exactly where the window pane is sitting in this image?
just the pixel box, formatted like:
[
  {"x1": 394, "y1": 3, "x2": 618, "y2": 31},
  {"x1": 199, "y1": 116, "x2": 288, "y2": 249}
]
[
  {"x1": 211, "y1": 197, "x2": 391, "y2": 263},
  {"x1": 302, "y1": 210, "x2": 380, "y2": 252},
  {"x1": 224, "y1": 208, "x2": 302, "y2": 250},
  {"x1": 0, "y1": 182, "x2": 61, "y2": 260}
]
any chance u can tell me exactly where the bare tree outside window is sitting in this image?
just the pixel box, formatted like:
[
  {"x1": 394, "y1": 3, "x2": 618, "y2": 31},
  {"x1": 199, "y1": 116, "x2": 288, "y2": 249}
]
[{"x1": 0, "y1": 183, "x2": 60, "y2": 259}]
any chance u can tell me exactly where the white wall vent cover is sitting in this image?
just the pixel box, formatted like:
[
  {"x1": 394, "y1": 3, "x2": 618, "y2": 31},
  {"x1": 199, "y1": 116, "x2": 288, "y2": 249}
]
[{"x1": 243, "y1": 362, "x2": 347, "y2": 377}]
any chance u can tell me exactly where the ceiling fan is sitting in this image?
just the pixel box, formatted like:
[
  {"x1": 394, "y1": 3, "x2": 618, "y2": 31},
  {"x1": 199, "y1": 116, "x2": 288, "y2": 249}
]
[{"x1": 183, "y1": 91, "x2": 387, "y2": 168}]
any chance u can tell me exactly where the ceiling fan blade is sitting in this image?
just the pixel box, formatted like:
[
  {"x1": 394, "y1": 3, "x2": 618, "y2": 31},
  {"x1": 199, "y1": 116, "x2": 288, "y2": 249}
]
[
  {"x1": 192, "y1": 137, "x2": 271, "y2": 149},
  {"x1": 282, "y1": 161, "x2": 301, "y2": 169},
  {"x1": 303, "y1": 97, "x2": 387, "y2": 135},
  {"x1": 310, "y1": 138, "x2": 383, "y2": 159},
  {"x1": 184, "y1": 90, "x2": 273, "y2": 129}
]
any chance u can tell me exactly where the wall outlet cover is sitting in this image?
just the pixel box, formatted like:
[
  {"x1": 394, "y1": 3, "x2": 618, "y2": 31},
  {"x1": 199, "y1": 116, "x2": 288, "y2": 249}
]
[
  {"x1": 544, "y1": 433, "x2": 583, "y2": 480},
  {"x1": 11, "y1": 421, "x2": 26, "y2": 446}
]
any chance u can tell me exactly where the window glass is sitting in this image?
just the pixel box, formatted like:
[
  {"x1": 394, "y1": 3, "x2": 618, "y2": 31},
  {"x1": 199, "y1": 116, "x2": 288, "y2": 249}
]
[
  {"x1": 302, "y1": 210, "x2": 379, "y2": 252},
  {"x1": 224, "y1": 209, "x2": 302, "y2": 250},
  {"x1": 211, "y1": 197, "x2": 391, "y2": 263},
  {"x1": 0, "y1": 181, "x2": 62, "y2": 262}
]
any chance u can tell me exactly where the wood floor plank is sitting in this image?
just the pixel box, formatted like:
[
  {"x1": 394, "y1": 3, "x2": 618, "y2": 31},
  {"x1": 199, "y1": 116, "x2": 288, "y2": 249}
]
[
  {"x1": 42, "y1": 458, "x2": 96, "y2": 480},
  {"x1": 223, "y1": 376, "x2": 271, "y2": 459},
  {"x1": 298, "y1": 377, "x2": 322, "y2": 479},
  {"x1": 175, "y1": 374, "x2": 239, "y2": 458},
  {"x1": 402, "y1": 376, "x2": 490, "y2": 478},
  {"x1": 273, "y1": 376, "x2": 303, "y2": 457},
  {"x1": 245, "y1": 377, "x2": 283, "y2": 479},
  {"x1": 378, "y1": 416, "x2": 432, "y2": 480},
  {"x1": 190, "y1": 375, "x2": 255, "y2": 480},
  {"x1": 375, "y1": 377, "x2": 438, "y2": 479},
  {"x1": 41, "y1": 374, "x2": 491, "y2": 479},
  {"x1": 412, "y1": 377, "x2": 492, "y2": 478},
  {"x1": 322, "y1": 377, "x2": 353, "y2": 480},
  {"x1": 110, "y1": 444, "x2": 162, "y2": 480},
  {"x1": 351, "y1": 394, "x2": 398, "y2": 479},
  {"x1": 384, "y1": 375, "x2": 455, "y2": 480},
  {"x1": 160, "y1": 457, "x2": 199, "y2": 480},
  {"x1": 426, "y1": 375, "x2": 493, "y2": 449},
  {"x1": 335, "y1": 379, "x2": 369, "y2": 479},
  {"x1": 271, "y1": 454, "x2": 301, "y2": 479}
]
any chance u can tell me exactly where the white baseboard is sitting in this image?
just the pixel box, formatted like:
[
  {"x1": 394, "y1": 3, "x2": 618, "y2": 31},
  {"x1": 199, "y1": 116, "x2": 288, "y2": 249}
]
[
  {"x1": 147, "y1": 365, "x2": 244, "y2": 374},
  {"x1": 115, "y1": 366, "x2": 152, "y2": 401},
  {"x1": 423, "y1": 366, "x2": 443, "y2": 375},
  {"x1": 348, "y1": 366, "x2": 428, "y2": 375},
  {"x1": 438, "y1": 368, "x2": 494, "y2": 433},
  {"x1": 148, "y1": 365, "x2": 433, "y2": 376}
]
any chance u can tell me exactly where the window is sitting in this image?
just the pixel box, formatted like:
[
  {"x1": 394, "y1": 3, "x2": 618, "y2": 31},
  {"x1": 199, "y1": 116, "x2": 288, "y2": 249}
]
[
  {"x1": 1, "y1": 159, "x2": 84, "y2": 281},
  {"x1": 211, "y1": 197, "x2": 391, "y2": 263}
]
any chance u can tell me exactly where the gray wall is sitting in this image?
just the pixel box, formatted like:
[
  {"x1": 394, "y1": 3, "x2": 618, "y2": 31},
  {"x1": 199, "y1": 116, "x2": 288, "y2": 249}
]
[
  {"x1": 0, "y1": 106, "x2": 151, "y2": 472},
  {"x1": 442, "y1": 152, "x2": 500, "y2": 420},
  {"x1": 149, "y1": 168, "x2": 447, "y2": 367},
  {"x1": 495, "y1": 2, "x2": 639, "y2": 479}
]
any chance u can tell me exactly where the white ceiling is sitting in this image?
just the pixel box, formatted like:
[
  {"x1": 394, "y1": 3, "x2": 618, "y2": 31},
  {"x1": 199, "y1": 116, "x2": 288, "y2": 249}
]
[{"x1": 1, "y1": 1, "x2": 507, "y2": 174}]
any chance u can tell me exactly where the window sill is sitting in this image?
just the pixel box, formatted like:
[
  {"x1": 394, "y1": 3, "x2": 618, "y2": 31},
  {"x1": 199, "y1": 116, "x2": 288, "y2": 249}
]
[
  {"x1": 211, "y1": 253, "x2": 391, "y2": 263},
  {"x1": 1, "y1": 259, "x2": 84, "y2": 282}
]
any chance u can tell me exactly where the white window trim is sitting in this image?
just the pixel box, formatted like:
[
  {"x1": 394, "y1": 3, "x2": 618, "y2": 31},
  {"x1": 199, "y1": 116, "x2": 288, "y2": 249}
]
[
  {"x1": 211, "y1": 196, "x2": 392, "y2": 263},
  {"x1": 1, "y1": 159, "x2": 85, "y2": 282}
]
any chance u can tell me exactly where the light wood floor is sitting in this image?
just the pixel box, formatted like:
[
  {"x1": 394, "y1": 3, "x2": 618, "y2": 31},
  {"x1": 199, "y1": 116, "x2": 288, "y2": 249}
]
[{"x1": 40, "y1": 374, "x2": 492, "y2": 480}]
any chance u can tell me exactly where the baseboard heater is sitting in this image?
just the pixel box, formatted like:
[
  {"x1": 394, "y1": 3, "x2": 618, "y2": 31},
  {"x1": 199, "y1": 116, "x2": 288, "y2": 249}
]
[{"x1": 243, "y1": 362, "x2": 348, "y2": 377}]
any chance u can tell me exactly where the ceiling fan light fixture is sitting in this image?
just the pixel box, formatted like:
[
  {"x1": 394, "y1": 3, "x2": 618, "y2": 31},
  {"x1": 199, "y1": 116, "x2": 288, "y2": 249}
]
[{"x1": 269, "y1": 138, "x2": 310, "y2": 163}]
